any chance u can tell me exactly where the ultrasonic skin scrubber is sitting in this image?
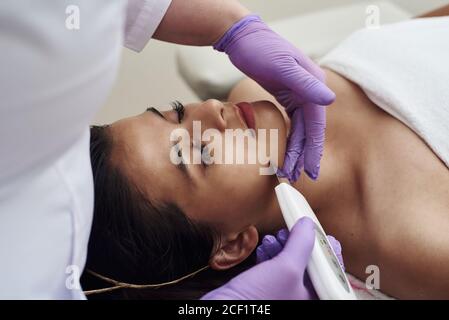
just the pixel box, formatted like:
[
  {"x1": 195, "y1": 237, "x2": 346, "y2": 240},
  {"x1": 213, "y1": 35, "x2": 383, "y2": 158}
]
[{"x1": 275, "y1": 175, "x2": 357, "y2": 300}]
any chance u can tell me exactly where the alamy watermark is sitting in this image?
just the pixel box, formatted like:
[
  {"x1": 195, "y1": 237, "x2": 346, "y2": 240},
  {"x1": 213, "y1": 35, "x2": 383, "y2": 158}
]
[
  {"x1": 65, "y1": 264, "x2": 81, "y2": 290},
  {"x1": 365, "y1": 264, "x2": 381, "y2": 290},
  {"x1": 169, "y1": 121, "x2": 279, "y2": 176},
  {"x1": 65, "y1": 5, "x2": 80, "y2": 30},
  {"x1": 365, "y1": 5, "x2": 381, "y2": 29}
]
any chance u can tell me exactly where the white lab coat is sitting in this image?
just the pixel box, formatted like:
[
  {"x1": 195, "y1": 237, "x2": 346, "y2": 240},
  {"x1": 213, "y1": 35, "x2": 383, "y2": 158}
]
[{"x1": 0, "y1": 0, "x2": 171, "y2": 299}]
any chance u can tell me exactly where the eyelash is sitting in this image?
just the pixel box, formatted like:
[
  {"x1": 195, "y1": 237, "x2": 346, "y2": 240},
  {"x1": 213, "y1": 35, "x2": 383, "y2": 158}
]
[
  {"x1": 170, "y1": 101, "x2": 210, "y2": 168},
  {"x1": 170, "y1": 100, "x2": 185, "y2": 123}
]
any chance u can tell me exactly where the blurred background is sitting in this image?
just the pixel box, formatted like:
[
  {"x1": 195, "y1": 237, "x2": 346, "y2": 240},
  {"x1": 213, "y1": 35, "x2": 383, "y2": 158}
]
[{"x1": 93, "y1": 0, "x2": 449, "y2": 124}]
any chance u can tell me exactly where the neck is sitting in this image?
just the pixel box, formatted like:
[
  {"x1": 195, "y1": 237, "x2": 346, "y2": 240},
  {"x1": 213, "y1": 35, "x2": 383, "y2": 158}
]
[
  {"x1": 272, "y1": 142, "x2": 358, "y2": 232},
  {"x1": 292, "y1": 173, "x2": 327, "y2": 214},
  {"x1": 256, "y1": 172, "x2": 333, "y2": 235}
]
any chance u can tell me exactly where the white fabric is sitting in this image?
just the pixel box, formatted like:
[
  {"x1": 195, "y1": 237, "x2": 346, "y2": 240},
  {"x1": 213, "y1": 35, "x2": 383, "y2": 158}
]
[
  {"x1": 320, "y1": 17, "x2": 449, "y2": 168},
  {"x1": 125, "y1": 0, "x2": 172, "y2": 51},
  {"x1": 0, "y1": 0, "x2": 170, "y2": 299},
  {"x1": 346, "y1": 274, "x2": 394, "y2": 300}
]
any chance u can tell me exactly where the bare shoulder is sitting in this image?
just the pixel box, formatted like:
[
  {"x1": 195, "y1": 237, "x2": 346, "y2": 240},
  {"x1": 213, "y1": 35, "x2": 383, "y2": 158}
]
[
  {"x1": 379, "y1": 201, "x2": 449, "y2": 299},
  {"x1": 319, "y1": 69, "x2": 449, "y2": 299}
]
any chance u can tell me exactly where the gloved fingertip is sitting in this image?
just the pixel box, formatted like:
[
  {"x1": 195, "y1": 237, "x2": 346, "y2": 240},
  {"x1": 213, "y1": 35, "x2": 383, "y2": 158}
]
[
  {"x1": 314, "y1": 85, "x2": 336, "y2": 106},
  {"x1": 281, "y1": 156, "x2": 296, "y2": 177},
  {"x1": 281, "y1": 217, "x2": 316, "y2": 264},
  {"x1": 280, "y1": 168, "x2": 294, "y2": 184},
  {"x1": 288, "y1": 161, "x2": 300, "y2": 184},
  {"x1": 334, "y1": 251, "x2": 345, "y2": 271},
  {"x1": 276, "y1": 167, "x2": 287, "y2": 178},
  {"x1": 302, "y1": 81, "x2": 336, "y2": 106},
  {"x1": 305, "y1": 165, "x2": 320, "y2": 181},
  {"x1": 289, "y1": 217, "x2": 315, "y2": 243},
  {"x1": 256, "y1": 246, "x2": 269, "y2": 263},
  {"x1": 277, "y1": 229, "x2": 289, "y2": 245},
  {"x1": 298, "y1": 216, "x2": 315, "y2": 228},
  {"x1": 290, "y1": 168, "x2": 301, "y2": 183},
  {"x1": 321, "y1": 88, "x2": 336, "y2": 106},
  {"x1": 327, "y1": 235, "x2": 345, "y2": 270},
  {"x1": 262, "y1": 235, "x2": 276, "y2": 246},
  {"x1": 328, "y1": 236, "x2": 341, "y2": 253}
]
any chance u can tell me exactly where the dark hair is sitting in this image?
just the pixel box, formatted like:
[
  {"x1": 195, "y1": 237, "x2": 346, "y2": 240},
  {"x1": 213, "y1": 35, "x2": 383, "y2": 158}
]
[{"x1": 81, "y1": 125, "x2": 256, "y2": 299}]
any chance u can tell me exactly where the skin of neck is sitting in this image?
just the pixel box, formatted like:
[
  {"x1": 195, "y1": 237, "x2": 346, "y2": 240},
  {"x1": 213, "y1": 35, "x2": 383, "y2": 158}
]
[
  {"x1": 255, "y1": 100, "x2": 359, "y2": 235},
  {"x1": 254, "y1": 172, "x2": 331, "y2": 235}
]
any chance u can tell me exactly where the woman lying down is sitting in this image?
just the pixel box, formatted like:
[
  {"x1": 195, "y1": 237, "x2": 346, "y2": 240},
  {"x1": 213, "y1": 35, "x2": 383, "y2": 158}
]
[{"x1": 82, "y1": 15, "x2": 449, "y2": 299}]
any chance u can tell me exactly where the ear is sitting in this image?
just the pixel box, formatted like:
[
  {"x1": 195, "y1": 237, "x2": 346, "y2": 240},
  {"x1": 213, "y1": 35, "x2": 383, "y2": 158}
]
[{"x1": 209, "y1": 225, "x2": 259, "y2": 271}]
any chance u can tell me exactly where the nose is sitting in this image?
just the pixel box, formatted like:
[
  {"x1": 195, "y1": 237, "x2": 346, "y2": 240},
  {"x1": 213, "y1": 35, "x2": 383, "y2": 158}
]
[{"x1": 196, "y1": 99, "x2": 227, "y2": 131}]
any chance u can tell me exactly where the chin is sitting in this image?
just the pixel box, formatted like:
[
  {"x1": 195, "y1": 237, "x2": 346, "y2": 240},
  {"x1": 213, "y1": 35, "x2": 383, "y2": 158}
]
[{"x1": 251, "y1": 100, "x2": 288, "y2": 169}]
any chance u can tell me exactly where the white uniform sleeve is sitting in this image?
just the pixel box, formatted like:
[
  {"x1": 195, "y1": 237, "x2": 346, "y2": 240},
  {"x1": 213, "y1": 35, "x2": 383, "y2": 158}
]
[{"x1": 124, "y1": 0, "x2": 172, "y2": 52}]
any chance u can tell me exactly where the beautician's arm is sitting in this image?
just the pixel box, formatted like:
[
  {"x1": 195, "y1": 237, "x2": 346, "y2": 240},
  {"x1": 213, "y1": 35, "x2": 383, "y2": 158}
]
[
  {"x1": 153, "y1": 0, "x2": 250, "y2": 45},
  {"x1": 418, "y1": 4, "x2": 449, "y2": 18}
]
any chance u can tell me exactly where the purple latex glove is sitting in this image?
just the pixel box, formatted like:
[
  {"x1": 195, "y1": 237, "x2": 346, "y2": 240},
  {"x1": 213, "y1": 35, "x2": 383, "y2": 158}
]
[
  {"x1": 257, "y1": 229, "x2": 344, "y2": 268},
  {"x1": 202, "y1": 217, "x2": 317, "y2": 300},
  {"x1": 256, "y1": 230, "x2": 345, "y2": 300},
  {"x1": 214, "y1": 15, "x2": 335, "y2": 182}
]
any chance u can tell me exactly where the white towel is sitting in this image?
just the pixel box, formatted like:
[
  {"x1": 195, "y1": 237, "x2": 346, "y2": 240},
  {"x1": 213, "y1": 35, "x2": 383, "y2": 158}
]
[
  {"x1": 346, "y1": 274, "x2": 394, "y2": 300},
  {"x1": 320, "y1": 17, "x2": 449, "y2": 168}
]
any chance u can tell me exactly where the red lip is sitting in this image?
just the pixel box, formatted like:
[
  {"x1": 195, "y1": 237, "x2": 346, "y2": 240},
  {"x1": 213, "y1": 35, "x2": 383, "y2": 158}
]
[{"x1": 236, "y1": 102, "x2": 256, "y2": 130}]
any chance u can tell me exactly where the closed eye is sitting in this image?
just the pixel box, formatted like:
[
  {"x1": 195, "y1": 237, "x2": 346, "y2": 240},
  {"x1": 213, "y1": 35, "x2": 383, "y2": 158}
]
[{"x1": 171, "y1": 100, "x2": 185, "y2": 123}]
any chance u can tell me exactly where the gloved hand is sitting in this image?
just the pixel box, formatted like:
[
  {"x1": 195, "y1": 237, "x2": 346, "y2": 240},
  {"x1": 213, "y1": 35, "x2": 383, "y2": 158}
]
[
  {"x1": 202, "y1": 217, "x2": 317, "y2": 300},
  {"x1": 256, "y1": 229, "x2": 344, "y2": 269},
  {"x1": 214, "y1": 15, "x2": 335, "y2": 182},
  {"x1": 255, "y1": 228, "x2": 344, "y2": 300}
]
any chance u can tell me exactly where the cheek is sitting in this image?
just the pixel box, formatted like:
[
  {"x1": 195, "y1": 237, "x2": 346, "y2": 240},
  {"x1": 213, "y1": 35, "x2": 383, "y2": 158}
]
[
  {"x1": 198, "y1": 165, "x2": 274, "y2": 227},
  {"x1": 251, "y1": 101, "x2": 288, "y2": 168}
]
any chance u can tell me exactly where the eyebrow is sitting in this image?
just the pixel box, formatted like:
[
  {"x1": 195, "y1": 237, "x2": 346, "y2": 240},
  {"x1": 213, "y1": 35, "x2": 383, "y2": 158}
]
[
  {"x1": 147, "y1": 107, "x2": 166, "y2": 119},
  {"x1": 146, "y1": 107, "x2": 193, "y2": 182}
]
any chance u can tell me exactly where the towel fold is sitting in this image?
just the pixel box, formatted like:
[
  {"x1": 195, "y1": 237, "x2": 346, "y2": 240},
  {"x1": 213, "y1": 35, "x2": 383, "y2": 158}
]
[{"x1": 320, "y1": 17, "x2": 449, "y2": 169}]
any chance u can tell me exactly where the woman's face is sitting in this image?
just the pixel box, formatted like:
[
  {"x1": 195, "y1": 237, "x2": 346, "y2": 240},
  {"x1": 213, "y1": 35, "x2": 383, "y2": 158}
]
[{"x1": 108, "y1": 99, "x2": 289, "y2": 239}]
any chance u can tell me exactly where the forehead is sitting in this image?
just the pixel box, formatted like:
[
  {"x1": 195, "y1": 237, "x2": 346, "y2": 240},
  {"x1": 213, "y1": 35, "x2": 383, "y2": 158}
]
[{"x1": 108, "y1": 112, "x2": 179, "y2": 203}]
